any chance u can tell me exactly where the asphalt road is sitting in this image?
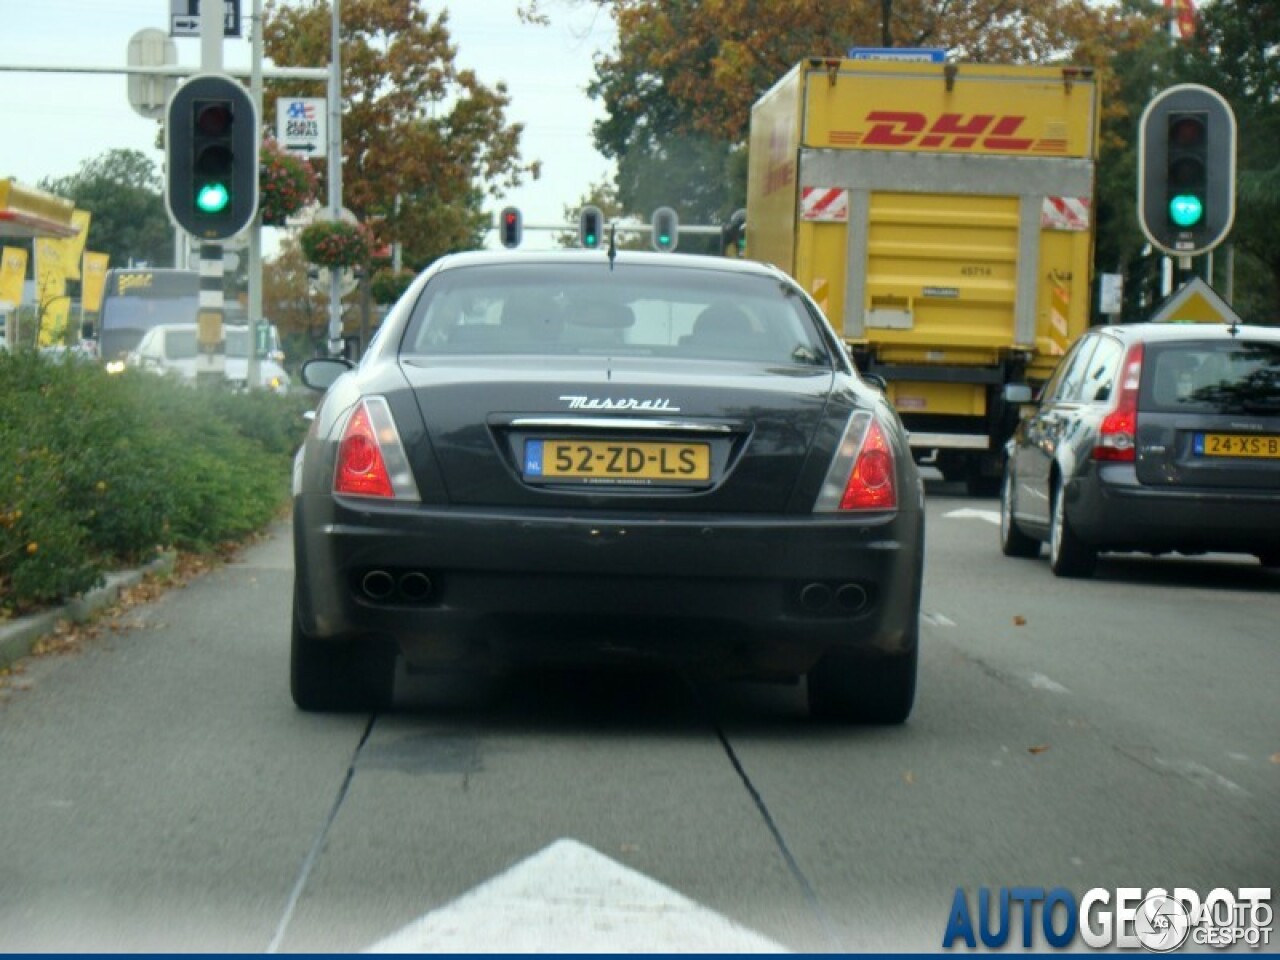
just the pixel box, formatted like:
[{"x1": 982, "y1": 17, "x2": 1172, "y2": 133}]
[{"x1": 1, "y1": 480, "x2": 1276, "y2": 952}]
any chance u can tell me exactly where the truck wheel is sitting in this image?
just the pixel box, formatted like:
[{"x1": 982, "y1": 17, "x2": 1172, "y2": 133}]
[
  {"x1": 1000, "y1": 466, "x2": 1041, "y2": 558},
  {"x1": 291, "y1": 608, "x2": 396, "y2": 713},
  {"x1": 1049, "y1": 478, "x2": 1097, "y2": 578},
  {"x1": 808, "y1": 642, "x2": 917, "y2": 724}
]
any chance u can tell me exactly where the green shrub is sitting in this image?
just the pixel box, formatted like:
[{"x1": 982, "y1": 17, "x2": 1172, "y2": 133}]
[{"x1": 0, "y1": 351, "x2": 310, "y2": 613}]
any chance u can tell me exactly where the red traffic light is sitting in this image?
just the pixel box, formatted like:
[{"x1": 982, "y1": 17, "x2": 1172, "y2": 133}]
[
  {"x1": 499, "y1": 206, "x2": 522, "y2": 248},
  {"x1": 1169, "y1": 113, "x2": 1205, "y2": 147},
  {"x1": 195, "y1": 102, "x2": 232, "y2": 136}
]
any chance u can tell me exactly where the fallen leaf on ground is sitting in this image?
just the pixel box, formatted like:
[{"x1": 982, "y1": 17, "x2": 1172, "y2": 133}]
[
  {"x1": 903, "y1": 771, "x2": 916, "y2": 785},
  {"x1": 1028, "y1": 744, "x2": 1050, "y2": 755},
  {"x1": 1013, "y1": 615, "x2": 1027, "y2": 626}
]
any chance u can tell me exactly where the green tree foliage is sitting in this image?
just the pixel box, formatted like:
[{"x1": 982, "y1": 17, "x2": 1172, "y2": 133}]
[
  {"x1": 38, "y1": 149, "x2": 172, "y2": 269},
  {"x1": 263, "y1": 0, "x2": 539, "y2": 269}
]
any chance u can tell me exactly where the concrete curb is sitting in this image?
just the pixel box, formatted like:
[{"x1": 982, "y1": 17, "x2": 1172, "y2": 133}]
[{"x1": 0, "y1": 552, "x2": 178, "y2": 670}]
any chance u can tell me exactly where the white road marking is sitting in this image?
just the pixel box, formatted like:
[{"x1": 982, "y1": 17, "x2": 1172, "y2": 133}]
[
  {"x1": 365, "y1": 838, "x2": 790, "y2": 953},
  {"x1": 1027, "y1": 673, "x2": 1072, "y2": 695},
  {"x1": 920, "y1": 612, "x2": 957, "y2": 627},
  {"x1": 944, "y1": 508, "x2": 1002, "y2": 525}
]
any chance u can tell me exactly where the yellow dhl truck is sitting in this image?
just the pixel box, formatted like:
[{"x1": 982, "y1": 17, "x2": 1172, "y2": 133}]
[{"x1": 746, "y1": 58, "x2": 1100, "y2": 494}]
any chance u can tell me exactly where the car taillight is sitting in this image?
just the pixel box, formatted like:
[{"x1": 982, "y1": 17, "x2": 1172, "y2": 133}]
[
  {"x1": 1093, "y1": 343, "x2": 1145, "y2": 463},
  {"x1": 815, "y1": 412, "x2": 898, "y2": 512},
  {"x1": 333, "y1": 397, "x2": 420, "y2": 500}
]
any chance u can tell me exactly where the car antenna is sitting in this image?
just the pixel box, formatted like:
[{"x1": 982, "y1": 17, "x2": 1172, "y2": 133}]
[{"x1": 607, "y1": 221, "x2": 617, "y2": 271}]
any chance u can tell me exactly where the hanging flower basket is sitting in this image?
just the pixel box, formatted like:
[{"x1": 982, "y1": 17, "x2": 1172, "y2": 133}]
[
  {"x1": 299, "y1": 219, "x2": 372, "y2": 269},
  {"x1": 370, "y1": 268, "x2": 416, "y2": 306},
  {"x1": 258, "y1": 139, "x2": 317, "y2": 226}
]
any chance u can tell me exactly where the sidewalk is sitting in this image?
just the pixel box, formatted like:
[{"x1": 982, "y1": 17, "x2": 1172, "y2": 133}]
[{"x1": 0, "y1": 552, "x2": 176, "y2": 670}]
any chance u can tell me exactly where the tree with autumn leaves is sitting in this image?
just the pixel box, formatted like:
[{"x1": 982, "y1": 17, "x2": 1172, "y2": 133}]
[{"x1": 262, "y1": 0, "x2": 539, "y2": 271}]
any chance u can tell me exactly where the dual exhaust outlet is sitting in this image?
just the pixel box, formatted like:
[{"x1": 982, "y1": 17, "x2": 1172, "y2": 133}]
[
  {"x1": 359, "y1": 569, "x2": 434, "y2": 604},
  {"x1": 799, "y1": 581, "x2": 870, "y2": 615}
]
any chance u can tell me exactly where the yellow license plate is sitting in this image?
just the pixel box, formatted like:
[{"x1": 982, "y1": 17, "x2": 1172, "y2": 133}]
[
  {"x1": 524, "y1": 439, "x2": 710, "y2": 483},
  {"x1": 1198, "y1": 433, "x2": 1280, "y2": 458}
]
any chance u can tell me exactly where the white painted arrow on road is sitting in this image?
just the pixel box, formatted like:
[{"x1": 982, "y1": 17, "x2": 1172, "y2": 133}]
[
  {"x1": 944, "y1": 508, "x2": 1001, "y2": 526},
  {"x1": 365, "y1": 838, "x2": 789, "y2": 953}
]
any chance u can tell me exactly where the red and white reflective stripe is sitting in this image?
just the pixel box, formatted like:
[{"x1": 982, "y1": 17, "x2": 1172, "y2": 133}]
[
  {"x1": 1040, "y1": 196, "x2": 1091, "y2": 232},
  {"x1": 800, "y1": 187, "x2": 849, "y2": 222}
]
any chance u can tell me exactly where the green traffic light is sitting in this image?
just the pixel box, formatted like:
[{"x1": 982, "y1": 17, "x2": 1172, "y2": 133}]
[
  {"x1": 1169, "y1": 194, "x2": 1203, "y2": 228},
  {"x1": 197, "y1": 182, "x2": 230, "y2": 214}
]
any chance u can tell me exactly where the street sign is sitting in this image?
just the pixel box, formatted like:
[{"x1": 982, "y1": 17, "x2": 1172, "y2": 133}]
[
  {"x1": 1149, "y1": 276, "x2": 1241, "y2": 325},
  {"x1": 126, "y1": 29, "x2": 177, "y2": 120},
  {"x1": 170, "y1": 0, "x2": 242, "y2": 38},
  {"x1": 277, "y1": 98, "x2": 327, "y2": 158},
  {"x1": 848, "y1": 47, "x2": 946, "y2": 62}
]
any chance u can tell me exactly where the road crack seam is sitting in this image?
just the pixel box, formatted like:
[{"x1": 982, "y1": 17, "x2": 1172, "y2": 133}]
[
  {"x1": 266, "y1": 713, "x2": 379, "y2": 953},
  {"x1": 705, "y1": 710, "x2": 846, "y2": 952}
]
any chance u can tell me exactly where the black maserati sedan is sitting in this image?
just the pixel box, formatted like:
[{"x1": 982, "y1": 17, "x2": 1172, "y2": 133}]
[
  {"x1": 1001, "y1": 320, "x2": 1280, "y2": 577},
  {"x1": 292, "y1": 250, "x2": 924, "y2": 722}
]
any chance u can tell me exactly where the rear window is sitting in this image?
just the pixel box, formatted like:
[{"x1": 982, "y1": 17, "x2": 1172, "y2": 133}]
[
  {"x1": 400, "y1": 263, "x2": 832, "y2": 366},
  {"x1": 1143, "y1": 340, "x2": 1280, "y2": 414}
]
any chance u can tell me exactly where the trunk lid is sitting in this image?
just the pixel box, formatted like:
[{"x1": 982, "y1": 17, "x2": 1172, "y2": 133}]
[{"x1": 397, "y1": 355, "x2": 838, "y2": 512}]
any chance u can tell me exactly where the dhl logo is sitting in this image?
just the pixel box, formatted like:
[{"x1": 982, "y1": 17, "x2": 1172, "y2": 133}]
[
  {"x1": 117, "y1": 273, "x2": 155, "y2": 293},
  {"x1": 831, "y1": 112, "x2": 1067, "y2": 154}
]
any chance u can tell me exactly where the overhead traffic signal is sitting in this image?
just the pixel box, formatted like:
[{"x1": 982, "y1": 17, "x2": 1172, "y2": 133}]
[
  {"x1": 499, "y1": 206, "x2": 522, "y2": 248},
  {"x1": 578, "y1": 205, "x2": 603, "y2": 249},
  {"x1": 165, "y1": 74, "x2": 259, "y2": 241},
  {"x1": 651, "y1": 207, "x2": 678, "y2": 252},
  {"x1": 1138, "y1": 84, "x2": 1236, "y2": 257}
]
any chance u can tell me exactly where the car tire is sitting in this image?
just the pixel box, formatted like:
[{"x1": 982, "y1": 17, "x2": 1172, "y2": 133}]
[
  {"x1": 1049, "y1": 478, "x2": 1097, "y2": 578},
  {"x1": 291, "y1": 606, "x2": 396, "y2": 713},
  {"x1": 807, "y1": 641, "x2": 917, "y2": 725},
  {"x1": 1000, "y1": 466, "x2": 1041, "y2": 558}
]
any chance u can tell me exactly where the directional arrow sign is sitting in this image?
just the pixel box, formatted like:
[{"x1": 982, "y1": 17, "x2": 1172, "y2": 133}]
[
  {"x1": 366, "y1": 838, "x2": 789, "y2": 952},
  {"x1": 277, "y1": 98, "x2": 327, "y2": 158}
]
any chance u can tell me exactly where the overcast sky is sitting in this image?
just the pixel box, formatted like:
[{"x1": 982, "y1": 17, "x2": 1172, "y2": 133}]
[{"x1": 0, "y1": 0, "x2": 617, "y2": 251}]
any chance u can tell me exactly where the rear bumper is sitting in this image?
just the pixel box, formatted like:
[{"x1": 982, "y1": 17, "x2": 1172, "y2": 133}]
[
  {"x1": 1068, "y1": 464, "x2": 1280, "y2": 556},
  {"x1": 293, "y1": 495, "x2": 924, "y2": 679}
]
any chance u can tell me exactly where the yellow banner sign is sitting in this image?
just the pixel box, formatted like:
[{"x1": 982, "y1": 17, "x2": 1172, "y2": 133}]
[
  {"x1": 81, "y1": 251, "x2": 110, "y2": 314},
  {"x1": 0, "y1": 245, "x2": 27, "y2": 305}
]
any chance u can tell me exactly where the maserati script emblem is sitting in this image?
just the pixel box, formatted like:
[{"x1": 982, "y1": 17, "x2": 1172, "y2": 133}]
[{"x1": 559, "y1": 395, "x2": 681, "y2": 412}]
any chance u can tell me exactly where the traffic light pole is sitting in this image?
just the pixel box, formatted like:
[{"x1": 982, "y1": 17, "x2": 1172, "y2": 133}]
[
  {"x1": 327, "y1": 0, "x2": 344, "y2": 357},
  {"x1": 196, "y1": 4, "x2": 226, "y2": 387}
]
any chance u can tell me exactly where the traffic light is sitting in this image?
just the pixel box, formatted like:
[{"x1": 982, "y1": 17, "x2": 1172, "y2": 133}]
[
  {"x1": 721, "y1": 208, "x2": 747, "y2": 257},
  {"x1": 578, "y1": 205, "x2": 603, "y2": 249},
  {"x1": 500, "y1": 206, "x2": 522, "y2": 248},
  {"x1": 165, "y1": 73, "x2": 259, "y2": 241},
  {"x1": 651, "y1": 207, "x2": 678, "y2": 252},
  {"x1": 1138, "y1": 84, "x2": 1236, "y2": 257}
]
